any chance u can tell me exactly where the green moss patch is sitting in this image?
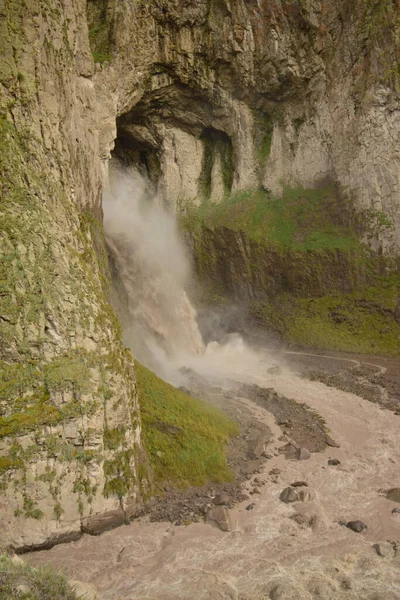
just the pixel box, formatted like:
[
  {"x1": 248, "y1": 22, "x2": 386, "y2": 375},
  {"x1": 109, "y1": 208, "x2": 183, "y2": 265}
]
[
  {"x1": 0, "y1": 555, "x2": 77, "y2": 600},
  {"x1": 183, "y1": 184, "x2": 399, "y2": 357},
  {"x1": 183, "y1": 186, "x2": 364, "y2": 252},
  {"x1": 252, "y1": 276, "x2": 400, "y2": 357},
  {"x1": 135, "y1": 362, "x2": 239, "y2": 489},
  {"x1": 87, "y1": 0, "x2": 113, "y2": 63}
]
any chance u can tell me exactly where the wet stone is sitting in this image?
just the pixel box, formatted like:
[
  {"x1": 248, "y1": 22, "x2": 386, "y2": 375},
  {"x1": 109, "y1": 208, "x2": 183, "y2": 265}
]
[
  {"x1": 346, "y1": 520, "x2": 367, "y2": 533},
  {"x1": 205, "y1": 506, "x2": 232, "y2": 532},
  {"x1": 280, "y1": 487, "x2": 298, "y2": 503},
  {"x1": 297, "y1": 490, "x2": 311, "y2": 502},
  {"x1": 385, "y1": 488, "x2": 400, "y2": 503}
]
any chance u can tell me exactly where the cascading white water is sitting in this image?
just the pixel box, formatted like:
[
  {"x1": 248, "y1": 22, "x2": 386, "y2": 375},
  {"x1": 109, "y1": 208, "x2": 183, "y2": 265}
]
[
  {"x1": 103, "y1": 165, "x2": 278, "y2": 385},
  {"x1": 103, "y1": 166, "x2": 205, "y2": 376}
]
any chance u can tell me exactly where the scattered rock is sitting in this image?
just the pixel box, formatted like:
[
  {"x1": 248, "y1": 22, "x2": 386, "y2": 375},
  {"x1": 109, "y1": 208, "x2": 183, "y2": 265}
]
[
  {"x1": 297, "y1": 447, "x2": 311, "y2": 460},
  {"x1": 392, "y1": 507, "x2": 400, "y2": 514},
  {"x1": 346, "y1": 520, "x2": 367, "y2": 533},
  {"x1": 385, "y1": 488, "x2": 400, "y2": 503},
  {"x1": 269, "y1": 468, "x2": 281, "y2": 475},
  {"x1": 297, "y1": 489, "x2": 311, "y2": 502},
  {"x1": 326, "y1": 437, "x2": 340, "y2": 448},
  {"x1": 248, "y1": 433, "x2": 271, "y2": 459},
  {"x1": 262, "y1": 452, "x2": 273, "y2": 459},
  {"x1": 373, "y1": 541, "x2": 396, "y2": 558},
  {"x1": 394, "y1": 410, "x2": 400, "y2": 416},
  {"x1": 328, "y1": 458, "x2": 341, "y2": 465},
  {"x1": 252, "y1": 487, "x2": 261, "y2": 494},
  {"x1": 205, "y1": 506, "x2": 232, "y2": 532},
  {"x1": 213, "y1": 492, "x2": 230, "y2": 506},
  {"x1": 279, "y1": 442, "x2": 298, "y2": 458},
  {"x1": 291, "y1": 481, "x2": 308, "y2": 487},
  {"x1": 246, "y1": 504, "x2": 255, "y2": 511},
  {"x1": 280, "y1": 487, "x2": 298, "y2": 503}
]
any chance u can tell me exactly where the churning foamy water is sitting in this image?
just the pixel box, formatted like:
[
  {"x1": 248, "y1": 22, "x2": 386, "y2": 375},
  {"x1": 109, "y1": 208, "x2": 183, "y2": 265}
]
[{"x1": 103, "y1": 166, "x2": 278, "y2": 385}]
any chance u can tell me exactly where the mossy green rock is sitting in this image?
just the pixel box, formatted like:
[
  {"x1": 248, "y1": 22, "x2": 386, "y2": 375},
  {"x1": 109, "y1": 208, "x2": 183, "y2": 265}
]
[{"x1": 183, "y1": 187, "x2": 400, "y2": 357}]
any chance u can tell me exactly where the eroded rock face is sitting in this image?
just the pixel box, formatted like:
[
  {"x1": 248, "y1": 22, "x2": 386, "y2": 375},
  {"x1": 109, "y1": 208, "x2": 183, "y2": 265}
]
[
  {"x1": 93, "y1": 0, "x2": 400, "y2": 252},
  {"x1": 0, "y1": 0, "x2": 149, "y2": 551}
]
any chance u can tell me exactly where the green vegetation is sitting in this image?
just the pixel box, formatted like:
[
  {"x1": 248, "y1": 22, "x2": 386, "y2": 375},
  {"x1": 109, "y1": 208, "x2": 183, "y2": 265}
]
[
  {"x1": 87, "y1": 0, "x2": 112, "y2": 63},
  {"x1": 253, "y1": 112, "x2": 274, "y2": 164},
  {"x1": 0, "y1": 555, "x2": 77, "y2": 600},
  {"x1": 135, "y1": 362, "x2": 239, "y2": 489},
  {"x1": 183, "y1": 186, "x2": 363, "y2": 252},
  {"x1": 183, "y1": 184, "x2": 399, "y2": 357},
  {"x1": 363, "y1": 0, "x2": 400, "y2": 89},
  {"x1": 252, "y1": 274, "x2": 400, "y2": 357}
]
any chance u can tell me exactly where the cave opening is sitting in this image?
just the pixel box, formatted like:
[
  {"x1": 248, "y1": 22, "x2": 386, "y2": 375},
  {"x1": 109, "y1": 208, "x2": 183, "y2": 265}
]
[{"x1": 112, "y1": 126, "x2": 161, "y2": 196}]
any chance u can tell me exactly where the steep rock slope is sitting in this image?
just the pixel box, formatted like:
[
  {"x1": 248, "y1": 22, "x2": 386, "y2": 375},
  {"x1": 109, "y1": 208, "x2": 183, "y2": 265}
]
[{"x1": 0, "y1": 0, "x2": 147, "y2": 550}]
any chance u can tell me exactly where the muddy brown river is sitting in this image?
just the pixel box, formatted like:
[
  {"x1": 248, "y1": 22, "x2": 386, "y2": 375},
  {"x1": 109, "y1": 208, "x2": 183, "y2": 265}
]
[{"x1": 27, "y1": 349, "x2": 400, "y2": 599}]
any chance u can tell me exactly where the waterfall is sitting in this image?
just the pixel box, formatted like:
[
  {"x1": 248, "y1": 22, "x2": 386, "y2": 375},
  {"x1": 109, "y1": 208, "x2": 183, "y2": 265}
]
[{"x1": 103, "y1": 166, "x2": 204, "y2": 375}]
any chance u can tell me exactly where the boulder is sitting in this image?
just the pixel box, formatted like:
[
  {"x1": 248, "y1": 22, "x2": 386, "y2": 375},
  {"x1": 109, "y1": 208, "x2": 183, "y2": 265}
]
[
  {"x1": 297, "y1": 448, "x2": 311, "y2": 460},
  {"x1": 385, "y1": 488, "x2": 400, "y2": 503},
  {"x1": 346, "y1": 520, "x2": 367, "y2": 533},
  {"x1": 297, "y1": 490, "x2": 311, "y2": 502},
  {"x1": 205, "y1": 506, "x2": 232, "y2": 532},
  {"x1": 248, "y1": 433, "x2": 272, "y2": 458},
  {"x1": 280, "y1": 487, "x2": 298, "y2": 503},
  {"x1": 213, "y1": 492, "x2": 230, "y2": 506}
]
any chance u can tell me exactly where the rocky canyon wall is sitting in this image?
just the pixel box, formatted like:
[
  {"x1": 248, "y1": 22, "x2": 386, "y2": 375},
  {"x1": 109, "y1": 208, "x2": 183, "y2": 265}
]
[
  {"x1": 92, "y1": 0, "x2": 400, "y2": 252},
  {"x1": 0, "y1": 0, "x2": 148, "y2": 551}
]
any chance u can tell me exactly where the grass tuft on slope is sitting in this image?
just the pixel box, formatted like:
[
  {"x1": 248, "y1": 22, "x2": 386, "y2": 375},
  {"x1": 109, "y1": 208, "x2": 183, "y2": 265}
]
[
  {"x1": 183, "y1": 186, "x2": 362, "y2": 252},
  {"x1": 0, "y1": 555, "x2": 77, "y2": 600},
  {"x1": 135, "y1": 362, "x2": 239, "y2": 489}
]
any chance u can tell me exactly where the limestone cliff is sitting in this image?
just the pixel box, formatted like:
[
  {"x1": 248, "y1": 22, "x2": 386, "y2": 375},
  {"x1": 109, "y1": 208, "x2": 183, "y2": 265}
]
[
  {"x1": 91, "y1": 0, "x2": 400, "y2": 252},
  {"x1": 0, "y1": 0, "x2": 399, "y2": 551},
  {"x1": 0, "y1": 0, "x2": 147, "y2": 551}
]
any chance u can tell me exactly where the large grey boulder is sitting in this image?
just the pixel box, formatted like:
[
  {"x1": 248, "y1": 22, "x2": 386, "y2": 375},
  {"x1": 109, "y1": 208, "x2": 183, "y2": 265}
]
[{"x1": 206, "y1": 506, "x2": 232, "y2": 532}]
